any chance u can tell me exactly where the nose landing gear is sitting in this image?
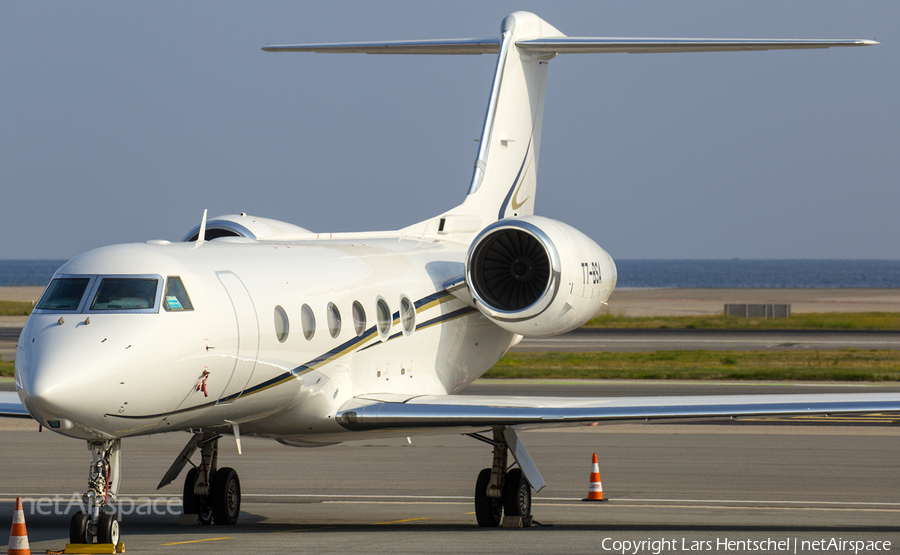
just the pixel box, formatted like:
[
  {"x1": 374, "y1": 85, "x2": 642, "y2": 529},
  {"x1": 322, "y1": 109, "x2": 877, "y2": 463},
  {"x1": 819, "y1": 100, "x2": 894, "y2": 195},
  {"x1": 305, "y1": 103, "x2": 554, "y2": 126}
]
[{"x1": 69, "y1": 439, "x2": 122, "y2": 545}]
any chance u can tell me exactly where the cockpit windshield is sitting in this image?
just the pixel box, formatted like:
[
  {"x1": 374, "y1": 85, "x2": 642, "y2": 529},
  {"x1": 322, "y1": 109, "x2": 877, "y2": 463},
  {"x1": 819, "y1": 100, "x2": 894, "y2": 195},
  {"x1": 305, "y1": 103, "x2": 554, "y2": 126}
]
[
  {"x1": 90, "y1": 278, "x2": 159, "y2": 311},
  {"x1": 35, "y1": 278, "x2": 91, "y2": 311}
]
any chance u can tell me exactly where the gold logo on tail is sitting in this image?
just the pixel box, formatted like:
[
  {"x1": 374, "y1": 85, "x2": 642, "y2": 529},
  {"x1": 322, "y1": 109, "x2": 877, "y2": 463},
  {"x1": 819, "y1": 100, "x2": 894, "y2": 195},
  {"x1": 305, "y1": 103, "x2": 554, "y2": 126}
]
[{"x1": 510, "y1": 161, "x2": 532, "y2": 210}]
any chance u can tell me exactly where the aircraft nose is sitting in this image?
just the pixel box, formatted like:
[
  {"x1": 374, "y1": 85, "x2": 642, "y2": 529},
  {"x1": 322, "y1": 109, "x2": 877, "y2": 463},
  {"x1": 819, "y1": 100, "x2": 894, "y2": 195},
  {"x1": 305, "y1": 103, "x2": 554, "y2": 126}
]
[
  {"x1": 20, "y1": 364, "x2": 83, "y2": 428},
  {"x1": 17, "y1": 331, "x2": 111, "y2": 431}
]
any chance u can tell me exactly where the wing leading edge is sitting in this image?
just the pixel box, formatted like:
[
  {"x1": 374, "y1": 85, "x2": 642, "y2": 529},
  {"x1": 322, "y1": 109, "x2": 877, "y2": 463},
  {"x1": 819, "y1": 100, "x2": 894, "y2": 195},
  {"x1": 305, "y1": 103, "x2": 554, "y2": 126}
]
[
  {"x1": 337, "y1": 392, "x2": 900, "y2": 432},
  {"x1": 0, "y1": 391, "x2": 29, "y2": 417},
  {"x1": 262, "y1": 38, "x2": 876, "y2": 55}
]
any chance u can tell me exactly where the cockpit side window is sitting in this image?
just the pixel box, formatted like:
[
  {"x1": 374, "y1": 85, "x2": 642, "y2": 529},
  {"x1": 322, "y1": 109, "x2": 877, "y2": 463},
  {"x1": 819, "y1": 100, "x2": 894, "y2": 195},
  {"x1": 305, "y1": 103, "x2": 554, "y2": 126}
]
[
  {"x1": 35, "y1": 278, "x2": 91, "y2": 311},
  {"x1": 90, "y1": 278, "x2": 159, "y2": 310},
  {"x1": 163, "y1": 276, "x2": 194, "y2": 311}
]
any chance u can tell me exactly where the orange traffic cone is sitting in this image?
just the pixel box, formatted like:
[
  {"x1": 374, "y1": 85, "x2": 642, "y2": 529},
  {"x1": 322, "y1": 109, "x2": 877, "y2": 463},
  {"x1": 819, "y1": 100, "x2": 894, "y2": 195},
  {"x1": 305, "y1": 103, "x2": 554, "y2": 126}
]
[
  {"x1": 582, "y1": 453, "x2": 605, "y2": 502},
  {"x1": 7, "y1": 496, "x2": 30, "y2": 555}
]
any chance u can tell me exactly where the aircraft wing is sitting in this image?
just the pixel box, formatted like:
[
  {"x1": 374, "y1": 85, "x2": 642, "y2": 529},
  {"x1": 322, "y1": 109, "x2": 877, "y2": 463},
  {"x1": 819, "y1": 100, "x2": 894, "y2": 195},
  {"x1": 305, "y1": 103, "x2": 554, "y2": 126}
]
[
  {"x1": 0, "y1": 391, "x2": 29, "y2": 417},
  {"x1": 336, "y1": 392, "x2": 900, "y2": 432}
]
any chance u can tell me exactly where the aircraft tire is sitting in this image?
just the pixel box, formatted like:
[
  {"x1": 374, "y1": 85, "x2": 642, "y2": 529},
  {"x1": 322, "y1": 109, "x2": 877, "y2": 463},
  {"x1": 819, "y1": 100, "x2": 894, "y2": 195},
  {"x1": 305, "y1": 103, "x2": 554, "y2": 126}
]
[
  {"x1": 97, "y1": 512, "x2": 120, "y2": 545},
  {"x1": 211, "y1": 467, "x2": 241, "y2": 525},
  {"x1": 474, "y1": 468, "x2": 502, "y2": 527},
  {"x1": 502, "y1": 468, "x2": 531, "y2": 518},
  {"x1": 183, "y1": 467, "x2": 213, "y2": 524},
  {"x1": 69, "y1": 511, "x2": 89, "y2": 544}
]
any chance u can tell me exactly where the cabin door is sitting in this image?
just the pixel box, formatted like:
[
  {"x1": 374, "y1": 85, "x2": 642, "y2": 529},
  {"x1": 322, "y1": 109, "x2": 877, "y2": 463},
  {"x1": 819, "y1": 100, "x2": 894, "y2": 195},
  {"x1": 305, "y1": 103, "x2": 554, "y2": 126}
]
[{"x1": 215, "y1": 271, "x2": 260, "y2": 405}]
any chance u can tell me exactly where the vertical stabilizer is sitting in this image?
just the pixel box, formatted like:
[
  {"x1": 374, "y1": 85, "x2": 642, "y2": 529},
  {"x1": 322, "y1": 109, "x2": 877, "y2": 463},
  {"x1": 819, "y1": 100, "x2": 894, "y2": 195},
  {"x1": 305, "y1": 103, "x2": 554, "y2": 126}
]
[
  {"x1": 263, "y1": 13, "x2": 874, "y2": 238},
  {"x1": 439, "y1": 12, "x2": 564, "y2": 232}
]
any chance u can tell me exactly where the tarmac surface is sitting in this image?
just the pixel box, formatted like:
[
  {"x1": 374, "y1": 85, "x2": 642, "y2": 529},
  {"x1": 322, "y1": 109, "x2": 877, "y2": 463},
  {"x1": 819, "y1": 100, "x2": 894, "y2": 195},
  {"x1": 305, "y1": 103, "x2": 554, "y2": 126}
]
[{"x1": 2, "y1": 381, "x2": 900, "y2": 554}]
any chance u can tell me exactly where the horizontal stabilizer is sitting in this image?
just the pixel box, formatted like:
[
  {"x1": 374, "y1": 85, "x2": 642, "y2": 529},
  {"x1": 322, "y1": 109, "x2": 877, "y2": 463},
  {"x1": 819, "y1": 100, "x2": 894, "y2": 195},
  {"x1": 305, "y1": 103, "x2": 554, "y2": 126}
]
[
  {"x1": 515, "y1": 37, "x2": 879, "y2": 54},
  {"x1": 263, "y1": 37, "x2": 877, "y2": 56},
  {"x1": 262, "y1": 38, "x2": 501, "y2": 55}
]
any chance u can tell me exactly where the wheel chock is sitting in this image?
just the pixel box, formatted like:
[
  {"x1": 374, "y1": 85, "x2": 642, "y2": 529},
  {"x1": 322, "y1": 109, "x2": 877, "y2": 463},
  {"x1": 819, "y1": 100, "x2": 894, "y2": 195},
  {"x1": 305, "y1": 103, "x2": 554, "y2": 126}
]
[
  {"x1": 60, "y1": 542, "x2": 124, "y2": 554},
  {"x1": 500, "y1": 515, "x2": 523, "y2": 528},
  {"x1": 178, "y1": 513, "x2": 201, "y2": 526}
]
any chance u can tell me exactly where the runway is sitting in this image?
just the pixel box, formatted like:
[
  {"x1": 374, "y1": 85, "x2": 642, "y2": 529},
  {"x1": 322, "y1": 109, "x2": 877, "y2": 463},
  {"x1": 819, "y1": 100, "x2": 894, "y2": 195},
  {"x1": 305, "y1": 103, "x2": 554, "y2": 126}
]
[
  {"x1": 2, "y1": 381, "x2": 899, "y2": 553},
  {"x1": 514, "y1": 328, "x2": 900, "y2": 352}
]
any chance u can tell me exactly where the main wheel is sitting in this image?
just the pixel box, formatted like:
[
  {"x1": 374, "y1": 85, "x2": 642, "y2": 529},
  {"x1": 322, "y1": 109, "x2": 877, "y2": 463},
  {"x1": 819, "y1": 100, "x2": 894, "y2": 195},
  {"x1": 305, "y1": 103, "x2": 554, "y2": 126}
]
[
  {"x1": 183, "y1": 467, "x2": 213, "y2": 524},
  {"x1": 69, "y1": 511, "x2": 88, "y2": 544},
  {"x1": 211, "y1": 467, "x2": 241, "y2": 525},
  {"x1": 502, "y1": 468, "x2": 531, "y2": 518},
  {"x1": 474, "y1": 468, "x2": 502, "y2": 527},
  {"x1": 97, "y1": 512, "x2": 119, "y2": 545}
]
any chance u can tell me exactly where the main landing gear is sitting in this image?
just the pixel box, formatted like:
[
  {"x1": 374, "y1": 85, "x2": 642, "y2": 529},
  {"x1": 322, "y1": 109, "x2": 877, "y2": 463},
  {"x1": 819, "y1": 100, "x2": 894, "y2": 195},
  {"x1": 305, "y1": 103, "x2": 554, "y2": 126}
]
[
  {"x1": 69, "y1": 439, "x2": 122, "y2": 545},
  {"x1": 469, "y1": 428, "x2": 535, "y2": 527},
  {"x1": 160, "y1": 432, "x2": 241, "y2": 525}
]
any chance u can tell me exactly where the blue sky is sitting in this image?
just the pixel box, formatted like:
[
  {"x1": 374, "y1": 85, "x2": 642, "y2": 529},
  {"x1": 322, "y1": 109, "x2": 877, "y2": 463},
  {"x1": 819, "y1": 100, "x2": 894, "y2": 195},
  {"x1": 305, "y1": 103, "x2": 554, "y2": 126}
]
[{"x1": 2, "y1": 1, "x2": 897, "y2": 259}]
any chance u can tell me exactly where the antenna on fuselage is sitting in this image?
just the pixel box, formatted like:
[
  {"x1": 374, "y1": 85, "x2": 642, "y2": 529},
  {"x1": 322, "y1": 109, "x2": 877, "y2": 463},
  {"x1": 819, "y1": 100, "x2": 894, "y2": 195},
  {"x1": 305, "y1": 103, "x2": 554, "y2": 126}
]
[{"x1": 195, "y1": 209, "x2": 208, "y2": 246}]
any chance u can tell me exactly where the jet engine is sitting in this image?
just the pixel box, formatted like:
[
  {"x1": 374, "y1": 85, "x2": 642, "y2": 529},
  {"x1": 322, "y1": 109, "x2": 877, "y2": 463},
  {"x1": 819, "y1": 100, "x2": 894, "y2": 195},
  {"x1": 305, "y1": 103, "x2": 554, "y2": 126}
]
[{"x1": 465, "y1": 216, "x2": 616, "y2": 336}]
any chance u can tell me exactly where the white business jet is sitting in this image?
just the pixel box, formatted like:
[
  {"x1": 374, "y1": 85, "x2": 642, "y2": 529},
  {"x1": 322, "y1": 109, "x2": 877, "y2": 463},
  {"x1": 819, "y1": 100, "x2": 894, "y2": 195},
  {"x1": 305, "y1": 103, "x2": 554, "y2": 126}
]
[{"x1": 3, "y1": 10, "x2": 894, "y2": 545}]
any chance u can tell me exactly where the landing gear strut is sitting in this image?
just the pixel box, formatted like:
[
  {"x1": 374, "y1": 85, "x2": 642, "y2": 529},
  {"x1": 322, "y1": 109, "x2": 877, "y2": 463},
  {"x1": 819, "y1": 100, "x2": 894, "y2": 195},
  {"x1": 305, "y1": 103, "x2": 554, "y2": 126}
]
[
  {"x1": 470, "y1": 428, "x2": 533, "y2": 527},
  {"x1": 69, "y1": 439, "x2": 122, "y2": 545},
  {"x1": 180, "y1": 433, "x2": 241, "y2": 525}
]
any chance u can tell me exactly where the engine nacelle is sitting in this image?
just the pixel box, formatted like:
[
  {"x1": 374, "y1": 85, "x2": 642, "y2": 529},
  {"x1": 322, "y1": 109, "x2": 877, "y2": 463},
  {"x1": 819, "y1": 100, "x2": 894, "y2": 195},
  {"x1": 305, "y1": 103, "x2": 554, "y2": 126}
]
[
  {"x1": 466, "y1": 216, "x2": 616, "y2": 337},
  {"x1": 182, "y1": 214, "x2": 312, "y2": 242}
]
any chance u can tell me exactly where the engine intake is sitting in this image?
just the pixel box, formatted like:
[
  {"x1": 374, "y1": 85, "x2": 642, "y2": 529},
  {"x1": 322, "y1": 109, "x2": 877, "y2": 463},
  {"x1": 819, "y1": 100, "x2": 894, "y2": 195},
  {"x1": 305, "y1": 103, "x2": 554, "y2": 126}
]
[
  {"x1": 465, "y1": 216, "x2": 616, "y2": 337},
  {"x1": 467, "y1": 220, "x2": 560, "y2": 321}
]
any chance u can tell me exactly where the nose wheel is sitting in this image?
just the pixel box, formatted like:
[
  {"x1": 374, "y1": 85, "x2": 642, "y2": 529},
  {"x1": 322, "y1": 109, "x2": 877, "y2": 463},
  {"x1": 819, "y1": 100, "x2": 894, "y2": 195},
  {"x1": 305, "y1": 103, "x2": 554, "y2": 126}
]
[{"x1": 69, "y1": 439, "x2": 124, "y2": 544}]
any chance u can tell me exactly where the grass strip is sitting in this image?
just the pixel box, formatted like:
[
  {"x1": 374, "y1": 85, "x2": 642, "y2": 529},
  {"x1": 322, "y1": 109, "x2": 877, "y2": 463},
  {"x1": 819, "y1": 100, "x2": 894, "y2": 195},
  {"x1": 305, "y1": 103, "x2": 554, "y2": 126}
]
[
  {"x1": 486, "y1": 349, "x2": 900, "y2": 381},
  {"x1": 0, "y1": 359, "x2": 13, "y2": 377},
  {"x1": 0, "y1": 301, "x2": 33, "y2": 317},
  {"x1": 586, "y1": 312, "x2": 900, "y2": 330}
]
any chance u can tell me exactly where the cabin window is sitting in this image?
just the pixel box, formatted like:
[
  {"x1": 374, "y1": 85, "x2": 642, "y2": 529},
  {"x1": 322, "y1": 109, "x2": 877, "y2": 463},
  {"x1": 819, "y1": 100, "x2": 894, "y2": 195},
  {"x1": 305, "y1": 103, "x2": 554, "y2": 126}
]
[
  {"x1": 163, "y1": 276, "x2": 193, "y2": 311},
  {"x1": 327, "y1": 302, "x2": 342, "y2": 338},
  {"x1": 35, "y1": 278, "x2": 91, "y2": 311},
  {"x1": 274, "y1": 305, "x2": 289, "y2": 343},
  {"x1": 90, "y1": 278, "x2": 158, "y2": 310},
  {"x1": 301, "y1": 303, "x2": 315, "y2": 340},
  {"x1": 352, "y1": 301, "x2": 366, "y2": 337},
  {"x1": 400, "y1": 295, "x2": 415, "y2": 336},
  {"x1": 376, "y1": 297, "x2": 391, "y2": 339}
]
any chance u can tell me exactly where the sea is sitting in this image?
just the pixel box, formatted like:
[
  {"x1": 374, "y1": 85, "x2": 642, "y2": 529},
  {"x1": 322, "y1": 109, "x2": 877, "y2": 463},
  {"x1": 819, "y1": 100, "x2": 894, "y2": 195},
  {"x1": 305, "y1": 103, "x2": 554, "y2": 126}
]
[{"x1": 1, "y1": 259, "x2": 898, "y2": 289}]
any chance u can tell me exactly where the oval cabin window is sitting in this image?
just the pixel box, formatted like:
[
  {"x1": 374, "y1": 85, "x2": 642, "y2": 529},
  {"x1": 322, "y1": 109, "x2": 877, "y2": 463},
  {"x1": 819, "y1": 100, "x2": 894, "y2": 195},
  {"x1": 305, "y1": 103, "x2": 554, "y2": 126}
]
[
  {"x1": 274, "y1": 305, "x2": 289, "y2": 343},
  {"x1": 327, "y1": 302, "x2": 342, "y2": 338},
  {"x1": 400, "y1": 295, "x2": 415, "y2": 336},
  {"x1": 352, "y1": 301, "x2": 366, "y2": 337},
  {"x1": 301, "y1": 304, "x2": 315, "y2": 340},
  {"x1": 376, "y1": 297, "x2": 391, "y2": 339}
]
